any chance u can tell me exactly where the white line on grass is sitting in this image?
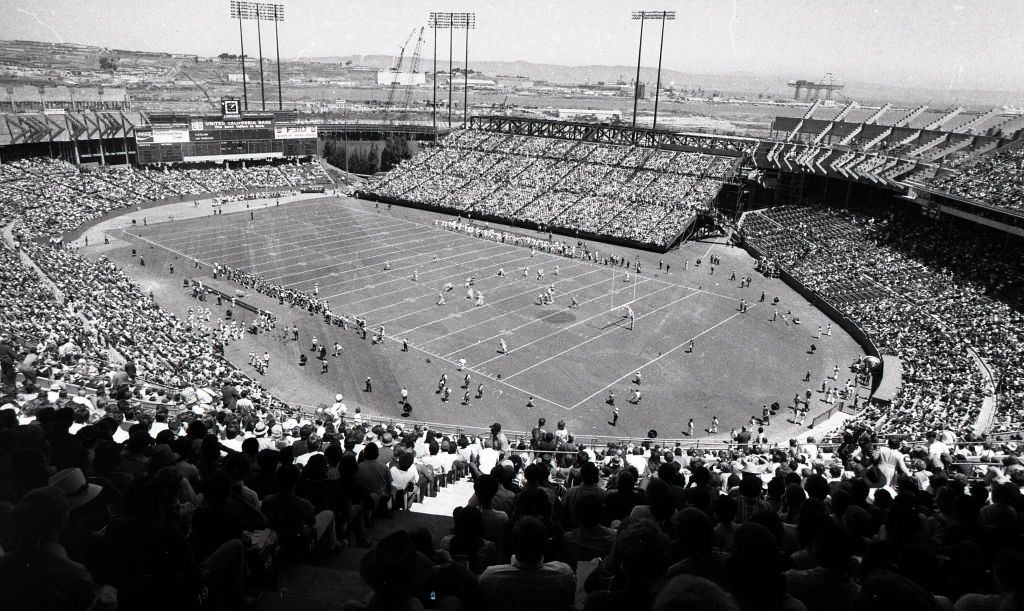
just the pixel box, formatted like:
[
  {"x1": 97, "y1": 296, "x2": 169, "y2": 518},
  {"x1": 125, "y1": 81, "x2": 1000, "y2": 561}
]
[
  {"x1": 501, "y1": 289, "x2": 703, "y2": 382},
  {"x1": 568, "y1": 306, "x2": 754, "y2": 410}
]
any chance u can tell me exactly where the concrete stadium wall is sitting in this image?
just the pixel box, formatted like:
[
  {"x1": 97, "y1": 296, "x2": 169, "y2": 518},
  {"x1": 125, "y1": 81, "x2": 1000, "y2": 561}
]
[{"x1": 740, "y1": 237, "x2": 882, "y2": 394}]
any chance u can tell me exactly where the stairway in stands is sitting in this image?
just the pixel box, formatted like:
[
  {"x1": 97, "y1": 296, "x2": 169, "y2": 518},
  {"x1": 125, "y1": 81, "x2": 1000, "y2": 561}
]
[
  {"x1": 412, "y1": 476, "x2": 476, "y2": 516},
  {"x1": 254, "y1": 479, "x2": 473, "y2": 610}
]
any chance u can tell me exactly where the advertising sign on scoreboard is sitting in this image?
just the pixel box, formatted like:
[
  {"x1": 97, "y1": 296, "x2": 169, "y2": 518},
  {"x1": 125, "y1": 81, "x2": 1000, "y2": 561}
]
[
  {"x1": 274, "y1": 125, "x2": 318, "y2": 140},
  {"x1": 152, "y1": 129, "x2": 191, "y2": 144}
]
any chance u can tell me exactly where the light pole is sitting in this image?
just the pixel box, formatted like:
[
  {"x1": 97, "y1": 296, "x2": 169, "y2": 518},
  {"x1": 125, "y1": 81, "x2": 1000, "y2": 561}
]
[
  {"x1": 268, "y1": 3, "x2": 285, "y2": 110},
  {"x1": 452, "y1": 13, "x2": 476, "y2": 127},
  {"x1": 229, "y1": 1, "x2": 254, "y2": 110},
  {"x1": 428, "y1": 13, "x2": 452, "y2": 137},
  {"x1": 630, "y1": 10, "x2": 675, "y2": 132},
  {"x1": 230, "y1": 2, "x2": 285, "y2": 112},
  {"x1": 255, "y1": 3, "x2": 265, "y2": 109}
]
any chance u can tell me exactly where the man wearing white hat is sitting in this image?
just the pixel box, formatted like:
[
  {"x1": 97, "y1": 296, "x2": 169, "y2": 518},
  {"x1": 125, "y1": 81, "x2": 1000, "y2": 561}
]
[{"x1": 330, "y1": 394, "x2": 347, "y2": 421}]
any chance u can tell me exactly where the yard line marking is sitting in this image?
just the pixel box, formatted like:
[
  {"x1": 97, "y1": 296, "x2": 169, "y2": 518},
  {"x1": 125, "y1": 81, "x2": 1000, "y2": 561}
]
[
  {"x1": 346, "y1": 249, "x2": 576, "y2": 316},
  {"x1": 269, "y1": 237, "x2": 505, "y2": 287},
  {"x1": 372, "y1": 326, "x2": 571, "y2": 411},
  {"x1": 225, "y1": 223, "x2": 451, "y2": 273},
  {"x1": 183, "y1": 221, "x2": 426, "y2": 264},
  {"x1": 306, "y1": 237, "x2": 522, "y2": 293},
  {"x1": 501, "y1": 288, "x2": 702, "y2": 382},
  {"x1": 434, "y1": 276, "x2": 659, "y2": 357},
  {"x1": 568, "y1": 306, "x2": 754, "y2": 409},
  {"x1": 396, "y1": 263, "x2": 602, "y2": 338}
]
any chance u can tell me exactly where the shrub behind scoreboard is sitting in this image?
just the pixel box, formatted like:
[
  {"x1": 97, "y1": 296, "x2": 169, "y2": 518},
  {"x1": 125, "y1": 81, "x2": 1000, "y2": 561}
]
[{"x1": 135, "y1": 113, "x2": 317, "y2": 164}]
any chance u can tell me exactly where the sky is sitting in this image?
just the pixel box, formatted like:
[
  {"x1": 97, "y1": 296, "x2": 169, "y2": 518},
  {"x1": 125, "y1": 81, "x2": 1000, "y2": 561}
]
[{"x1": 2, "y1": 0, "x2": 1022, "y2": 92}]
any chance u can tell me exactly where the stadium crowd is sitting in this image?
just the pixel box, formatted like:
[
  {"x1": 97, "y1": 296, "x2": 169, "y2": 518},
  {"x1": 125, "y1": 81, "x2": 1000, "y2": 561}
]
[
  {"x1": 365, "y1": 129, "x2": 736, "y2": 246},
  {"x1": 741, "y1": 205, "x2": 1024, "y2": 436},
  {"x1": 929, "y1": 146, "x2": 1024, "y2": 213},
  {"x1": 4, "y1": 380, "x2": 1024, "y2": 611},
  {"x1": 0, "y1": 157, "x2": 332, "y2": 408},
  {"x1": 4, "y1": 150, "x2": 1024, "y2": 610},
  {"x1": 0, "y1": 157, "x2": 330, "y2": 236}
]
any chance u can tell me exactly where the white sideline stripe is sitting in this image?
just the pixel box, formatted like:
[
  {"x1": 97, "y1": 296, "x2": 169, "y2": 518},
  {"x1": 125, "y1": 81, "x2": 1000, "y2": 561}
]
[
  {"x1": 122, "y1": 230, "x2": 214, "y2": 268},
  {"x1": 400, "y1": 263, "x2": 601, "y2": 339},
  {"x1": 346, "y1": 249, "x2": 573, "y2": 316},
  {"x1": 435, "y1": 275, "x2": 659, "y2": 357},
  {"x1": 227, "y1": 223, "x2": 449, "y2": 275},
  {"x1": 266, "y1": 235, "x2": 505, "y2": 286},
  {"x1": 307, "y1": 236, "x2": 522, "y2": 294},
  {"x1": 141, "y1": 199, "x2": 359, "y2": 252},
  {"x1": 502, "y1": 288, "x2": 702, "y2": 382},
  {"x1": 175, "y1": 220, "x2": 425, "y2": 265},
  {"x1": 198, "y1": 222, "x2": 430, "y2": 273},
  {"x1": 380, "y1": 259, "x2": 597, "y2": 330},
  {"x1": 568, "y1": 306, "x2": 753, "y2": 409},
  {"x1": 371, "y1": 323, "x2": 571, "y2": 411}
]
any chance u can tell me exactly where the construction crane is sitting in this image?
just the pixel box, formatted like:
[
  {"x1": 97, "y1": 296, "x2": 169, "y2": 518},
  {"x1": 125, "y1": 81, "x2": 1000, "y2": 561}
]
[
  {"x1": 397, "y1": 27, "x2": 425, "y2": 123},
  {"x1": 176, "y1": 67, "x2": 217, "y2": 109},
  {"x1": 382, "y1": 29, "x2": 416, "y2": 123}
]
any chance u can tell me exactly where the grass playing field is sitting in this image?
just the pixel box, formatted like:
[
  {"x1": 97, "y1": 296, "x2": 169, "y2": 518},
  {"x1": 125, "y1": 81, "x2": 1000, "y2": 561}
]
[{"x1": 114, "y1": 196, "x2": 864, "y2": 442}]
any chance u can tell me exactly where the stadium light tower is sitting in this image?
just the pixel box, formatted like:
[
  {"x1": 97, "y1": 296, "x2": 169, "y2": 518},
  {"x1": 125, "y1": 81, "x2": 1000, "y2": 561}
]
[
  {"x1": 230, "y1": 1, "x2": 285, "y2": 112},
  {"x1": 631, "y1": 10, "x2": 675, "y2": 132},
  {"x1": 452, "y1": 12, "x2": 476, "y2": 127},
  {"x1": 229, "y1": 0, "x2": 254, "y2": 110},
  {"x1": 428, "y1": 12, "x2": 452, "y2": 135},
  {"x1": 265, "y1": 3, "x2": 285, "y2": 110}
]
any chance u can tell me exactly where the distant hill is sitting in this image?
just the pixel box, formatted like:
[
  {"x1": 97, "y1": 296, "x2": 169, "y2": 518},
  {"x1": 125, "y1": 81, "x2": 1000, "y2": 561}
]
[
  {"x1": 1, "y1": 37, "x2": 1019, "y2": 108},
  {"x1": 314, "y1": 54, "x2": 1023, "y2": 107}
]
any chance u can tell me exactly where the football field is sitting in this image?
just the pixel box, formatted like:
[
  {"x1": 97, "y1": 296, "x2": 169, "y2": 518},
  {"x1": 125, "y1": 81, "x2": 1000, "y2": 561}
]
[{"x1": 118, "y1": 197, "x2": 863, "y2": 440}]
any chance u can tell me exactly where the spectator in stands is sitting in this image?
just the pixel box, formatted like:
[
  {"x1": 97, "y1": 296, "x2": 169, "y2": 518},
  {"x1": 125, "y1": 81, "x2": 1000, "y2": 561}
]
[
  {"x1": 472, "y1": 474, "x2": 509, "y2": 547},
  {"x1": 561, "y1": 495, "x2": 616, "y2": 569},
  {"x1": 478, "y1": 515, "x2": 575, "y2": 611},
  {"x1": 346, "y1": 529, "x2": 437, "y2": 611},
  {"x1": 356, "y1": 442, "x2": 393, "y2": 517},
  {"x1": 262, "y1": 464, "x2": 340, "y2": 559},
  {"x1": 583, "y1": 518, "x2": 670, "y2": 611}
]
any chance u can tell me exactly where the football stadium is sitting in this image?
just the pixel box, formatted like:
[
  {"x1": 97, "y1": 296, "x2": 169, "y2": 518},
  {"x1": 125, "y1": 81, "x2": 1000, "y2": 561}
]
[{"x1": 1, "y1": 2, "x2": 1024, "y2": 610}]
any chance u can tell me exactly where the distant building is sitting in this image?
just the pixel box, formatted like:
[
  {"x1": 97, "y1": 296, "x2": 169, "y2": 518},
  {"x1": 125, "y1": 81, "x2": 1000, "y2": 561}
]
[
  {"x1": 496, "y1": 76, "x2": 534, "y2": 89},
  {"x1": 556, "y1": 108, "x2": 622, "y2": 122},
  {"x1": 227, "y1": 73, "x2": 249, "y2": 83},
  {"x1": 376, "y1": 70, "x2": 426, "y2": 86}
]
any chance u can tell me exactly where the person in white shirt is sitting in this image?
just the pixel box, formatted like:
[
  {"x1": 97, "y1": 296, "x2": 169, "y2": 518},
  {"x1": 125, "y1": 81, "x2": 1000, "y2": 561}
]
[
  {"x1": 390, "y1": 452, "x2": 420, "y2": 493},
  {"x1": 478, "y1": 438, "x2": 501, "y2": 475},
  {"x1": 625, "y1": 446, "x2": 649, "y2": 476},
  {"x1": 873, "y1": 437, "x2": 913, "y2": 487},
  {"x1": 235, "y1": 390, "x2": 254, "y2": 413},
  {"x1": 926, "y1": 430, "x2": 951, "y2": 471},
  {"x1": 329, "y1": 394, "x2": 347, "y2": 420}
]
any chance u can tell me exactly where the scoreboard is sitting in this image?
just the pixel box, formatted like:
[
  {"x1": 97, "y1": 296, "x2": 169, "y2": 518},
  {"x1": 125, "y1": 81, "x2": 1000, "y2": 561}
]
[{"x1": 135, "y1": 109, "x2": 318, "y2": 164}]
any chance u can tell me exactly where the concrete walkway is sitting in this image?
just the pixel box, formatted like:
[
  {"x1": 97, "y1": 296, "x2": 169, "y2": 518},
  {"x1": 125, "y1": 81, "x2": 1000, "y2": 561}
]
[{"x1": 2, "y1": 221, "x2": 65, "y2": 303}]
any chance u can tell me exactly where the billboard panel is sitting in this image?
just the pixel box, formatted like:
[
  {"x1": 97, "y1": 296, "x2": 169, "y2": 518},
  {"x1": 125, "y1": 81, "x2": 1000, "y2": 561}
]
[
  {"x1": 275, "y1": 125, "x2": 318, "y2": 140},
  {"x1": 152, "y1": 129, "x2": 191, "y2": 144}
]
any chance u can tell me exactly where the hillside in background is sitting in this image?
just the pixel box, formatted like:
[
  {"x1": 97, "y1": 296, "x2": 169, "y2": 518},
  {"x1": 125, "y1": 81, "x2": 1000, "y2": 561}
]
[{"x1": 315, "y1": 54, "x2": 1023, "y2": 107}]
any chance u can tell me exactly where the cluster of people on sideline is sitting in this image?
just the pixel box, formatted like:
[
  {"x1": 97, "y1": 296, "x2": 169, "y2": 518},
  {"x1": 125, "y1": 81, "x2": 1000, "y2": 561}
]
[
  {"x1": 365, "y1": 128, "x2": 745, "y2": 246},
  {"x1": 741, "y1": 203, "x2": 1024, "y2": 436}
]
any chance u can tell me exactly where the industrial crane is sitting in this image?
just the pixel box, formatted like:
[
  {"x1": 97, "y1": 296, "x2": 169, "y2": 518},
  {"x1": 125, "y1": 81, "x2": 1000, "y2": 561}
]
[
  {"x1": 397, "y1": 27, "x2": 426, "y2": 123},
  {"x1": 381, "y1": 28, "x2": 416, "y2": 123}
]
